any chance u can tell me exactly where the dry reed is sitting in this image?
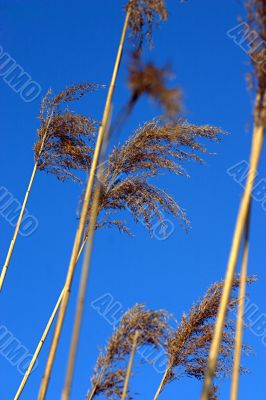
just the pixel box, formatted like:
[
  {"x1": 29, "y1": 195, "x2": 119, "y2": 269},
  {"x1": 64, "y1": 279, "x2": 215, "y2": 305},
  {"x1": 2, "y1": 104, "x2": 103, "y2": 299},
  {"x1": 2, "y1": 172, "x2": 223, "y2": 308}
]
[
  {"x1": 87, "y1": 304, "x2": 169, "y2": 399},
  {"x1": 0, "y1": 83, "x2": 99, "y2": 292},
  {"x1": 128, "y1": 51, "x2": 181, "y2": 116},
  {"x1": 201, "y1": 1, "x2": 266, "y2": 397},
  {"x1": 37, "y1": 10, "x2": 131, "y2": 399},
  {"x1": 94, "y1": 118, "x2": 223, "y2": 236},
  {"x1": 125, "y1": 0, "x2": 168, "y2": 47},
  {"x1": 230, "y1": 210, "x2": 250, "y2": 400},
  {"x1": 153, "y1": 277, "x2": 254, "y2": 400}
]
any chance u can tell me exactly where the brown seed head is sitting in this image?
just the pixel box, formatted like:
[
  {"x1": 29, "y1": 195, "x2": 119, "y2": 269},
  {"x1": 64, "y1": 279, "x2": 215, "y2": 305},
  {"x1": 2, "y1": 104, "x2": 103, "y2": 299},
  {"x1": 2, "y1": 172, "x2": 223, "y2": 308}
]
[
  {"x1": 91, "y1": 118, "x2": 223, "y2": 236},
  {"x1": 128, "y1": 51, "x2": 182, "y2": 116},
  {"x1": 125, "y1": 0, "x2": 168, "y2": 47},
  {"x1": 35, "y1": 83, "x2": 102, "y2": 182},
  {"x1": 89, "y1": 304, "x2": 169, "y2": 399}
]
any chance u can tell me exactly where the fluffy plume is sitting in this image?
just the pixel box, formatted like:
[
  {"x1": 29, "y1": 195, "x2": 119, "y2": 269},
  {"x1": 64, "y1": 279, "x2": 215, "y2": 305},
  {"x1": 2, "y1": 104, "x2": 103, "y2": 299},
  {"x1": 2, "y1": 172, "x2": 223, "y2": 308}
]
[
  {"x1": 246, "y1": 0, "x2": 266, "y2": 122},
  {"x1": 127, "y1": 51, "x2": 182, "y2": 116},
  {"x1": 159, "y1": 276, "x2": 255, "y2": 391},
  {"x1": 91, "y1": 118, "x2": 223, "y2": 236},
  {"x1": 34, "y1": 83, "x2": 101, "y2": 182},
  {"x1": 125, "y1": 0, "x2": 168, "y2": 46},
  {"x1": 112, "y1": 51, "x2": 181, "y2": 137},
  {"x1": 88, "y1": 305, "x2": 169, "y2": 399}
]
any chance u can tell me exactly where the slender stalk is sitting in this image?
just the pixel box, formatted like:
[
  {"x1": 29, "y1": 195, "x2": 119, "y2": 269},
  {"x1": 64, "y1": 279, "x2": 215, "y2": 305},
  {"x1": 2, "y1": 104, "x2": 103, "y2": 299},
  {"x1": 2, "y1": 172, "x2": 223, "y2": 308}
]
[
  {"x1": 153, "y1": 366, "x2": 170, "y2": 400},
  {"x1": 86, "y1": 367, "x2": 106, "y2": 400},
  {"x1": 0, "y1": 163, "x2": 38, "y2": 291},
  {"x1": 62, "y1": 185, "x2": 101, "y2": 400},
  {"x1": 230, "y1": 210, "x2": 250, "y2": 400},
  {"x1": 201, "y1": 95, "x2": 265, "y2": 399},
  {"x1": 62, "y1": 107, "x2": 112, "y2": 399},
  {"x1": 0, "y1": 113, "x2": 53, "y2": 292},
  {"x1": 13, "y1": 237, "x2": 87, "y2": 399},
  {"x1": 14, "y1": 288, "x2": 64, "y2": 400},
  {"x1": 37, "y1": 10, "x2": 131, "y2": 400},
  {"x1": 121, "y1": 330, "x2": 140, "y2": 400}
]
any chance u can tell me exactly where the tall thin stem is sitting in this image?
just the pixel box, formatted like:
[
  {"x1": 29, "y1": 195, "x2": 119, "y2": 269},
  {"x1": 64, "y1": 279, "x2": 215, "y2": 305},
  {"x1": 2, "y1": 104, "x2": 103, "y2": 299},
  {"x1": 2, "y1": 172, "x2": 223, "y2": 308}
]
[
  {"x1": 13, "y1": 237, "x2": 87, "y2": 399},
  {"x1": 121, "y1": 330, "x2": 140, "y2": 400},
  {"x1": 37, "y1": 10, "x2": 131, "y2": 400},
  {"x1": 62, "y1": 185, "x2": 101, "y2": 400},
  {"x1": 230, "y1": 209, "x2": 250, "y2": 400},
  {"x1": 201, "y1": 95, "x2": 265, "y2": 399},
  {"x1": 0, "y1": 113, "x2": 53, "y2": 292},
  {"x1": 153, "y1": 366, "x2": 170, "y2": 400},
  {"x1": 62, "y1": 108, "x2": 112, "y2": 399},
  {"x1": 14, "y1": 288, "x2": 64, "y2": 400},
  {"x1": 0, "y1": 163, "x2": 38, "y2": 291}
]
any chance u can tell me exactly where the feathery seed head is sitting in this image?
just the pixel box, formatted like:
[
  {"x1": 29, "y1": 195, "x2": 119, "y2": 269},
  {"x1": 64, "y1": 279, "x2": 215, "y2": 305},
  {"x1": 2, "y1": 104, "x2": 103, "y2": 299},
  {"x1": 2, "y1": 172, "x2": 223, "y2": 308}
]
[
  {"x1": 35, "y1": 83, "x2": 102, "y2": 182},
  {"x1": 89, "y1": 305, "x2": 169, "y2": 399},
  {"x1": 125, "y1": 0, "x2": 168, "y2": 47}
]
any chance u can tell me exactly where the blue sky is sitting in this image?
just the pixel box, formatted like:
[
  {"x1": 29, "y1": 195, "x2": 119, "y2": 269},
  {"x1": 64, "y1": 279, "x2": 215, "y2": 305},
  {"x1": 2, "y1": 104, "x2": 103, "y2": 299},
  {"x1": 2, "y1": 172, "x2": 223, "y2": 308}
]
[{"x1": 0, "y1": 0, "x2": 265, "y2": 399}]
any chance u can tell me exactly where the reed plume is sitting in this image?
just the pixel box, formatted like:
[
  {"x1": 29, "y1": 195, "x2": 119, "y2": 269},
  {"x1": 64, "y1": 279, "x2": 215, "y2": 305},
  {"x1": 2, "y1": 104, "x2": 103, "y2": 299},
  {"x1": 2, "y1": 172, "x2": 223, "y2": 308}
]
[
  {"x1": 87, "y1": 304, "x2": 169, "y2": 399},
  {"x1": 246, "y1": 0, "x2": 266, "y2": 123},
  {"x1": 128, "y1": 51, "x2": 181, "y2": 116},
  {"x1": 35, "y1": 84, "x2": 100, "y2": 182},
  {"x1": 125, "y1": 0, "x2": 168, "y2": 46},
  {"x1": 0, "y1": 83, "x2": 100, "y2": 292},
  {"x1": 201, "y1": 1, "x2": 265, "y2": 397},
  {"x1": 153, "y1": 277, "x2": 254, "y2": 400},
  {"x1": 93, "y1": 118, "x2": 223, "y2": 236}
]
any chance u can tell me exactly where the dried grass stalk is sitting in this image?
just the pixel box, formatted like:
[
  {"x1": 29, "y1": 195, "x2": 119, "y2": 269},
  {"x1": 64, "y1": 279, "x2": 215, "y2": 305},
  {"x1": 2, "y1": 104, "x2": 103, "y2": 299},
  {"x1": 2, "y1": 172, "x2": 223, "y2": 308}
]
[
  {"x1": 0, "y1": 83, "x2": 99, "y2": 292},
  {"x1": 14, "y1": 238, "x2": 87, "y2": 399},
  {"x1": 37, "y1": 11, "x2": 131, "y2": 399},
  {"x1": 201, "y1": 2, "x2": 266, "y2": 396},
  {"x1": 153, "y1": 277, "x2": 254, "y2": 400},
  {"x1": 87, "y1": 305, "x2": 169, "y2": 399},
  {"x1": 230, "y1": 212, "x2": 250, "y2": 400},
  {"x1": 121, "y1": 330, "x2": 140, "y2": 400}
]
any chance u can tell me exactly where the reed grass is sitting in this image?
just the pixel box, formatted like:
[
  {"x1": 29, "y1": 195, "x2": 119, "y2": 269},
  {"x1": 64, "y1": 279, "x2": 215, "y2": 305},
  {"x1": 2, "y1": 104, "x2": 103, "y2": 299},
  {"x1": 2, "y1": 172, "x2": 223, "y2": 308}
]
[
  {"x1": 153, "y1": 277, "x2": 253, "y2": 400},
  {"x1": 87, "y1": 304, "x2": 169, "y2": 399},
  {"x1": 121, "y1": 330, "x2": 140, "y2": 400},
  {"x1": 13, "y1": 237, "x2": 87, "y2": 399},
  {"x1": 37, "y1": 10, "x2": 131, "y2": 399},
  {"x1": 0, "y1": 84, "x2": 99, "y2": 292},
  {"x1": 201, "y1": 0, "x2": 266, "y2": 396},
  {"x1": 230, "y1": 209, "x2": 251, "y2": 400}
]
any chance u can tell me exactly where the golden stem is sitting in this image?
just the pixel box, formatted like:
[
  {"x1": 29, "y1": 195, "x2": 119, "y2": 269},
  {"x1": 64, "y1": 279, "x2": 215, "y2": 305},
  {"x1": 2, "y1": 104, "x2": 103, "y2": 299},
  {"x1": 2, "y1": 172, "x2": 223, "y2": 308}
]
[
  {"x1": 153, "y1": 367, "x2": 169, "y2": 400},
  {"x1": 121, "y1": 331, "x2": 140, "y2": 400},
  {"x1": 37, "y1": 10, "x2": 131, "y2": 400},
  {"x1": 230, "y1": 210, "x2": 250, "y2": 400},
  {"x1": 201, "y1": 95, "x2": 264, "y2": 399},
  {"x1": 13, "y1": 238, "x2": 87, "y2": 399},
  {"x1": 0, "y1": 112, "x2": 53, "y2": 292}
]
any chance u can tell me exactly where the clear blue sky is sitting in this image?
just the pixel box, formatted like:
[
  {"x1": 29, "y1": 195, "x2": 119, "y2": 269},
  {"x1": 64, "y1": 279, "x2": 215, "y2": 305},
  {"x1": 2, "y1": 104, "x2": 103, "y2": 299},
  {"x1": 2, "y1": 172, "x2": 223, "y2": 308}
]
[{"x1": 0, "y1": 0, "x2": 265, "y2": 399}]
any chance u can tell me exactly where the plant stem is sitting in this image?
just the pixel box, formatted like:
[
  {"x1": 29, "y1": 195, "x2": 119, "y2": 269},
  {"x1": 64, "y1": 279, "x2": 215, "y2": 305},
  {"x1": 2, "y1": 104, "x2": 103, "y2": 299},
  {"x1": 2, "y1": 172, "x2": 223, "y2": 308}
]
[
  {"x1": 121, "y1": 331, "x2": 139, "y2": 400},
  {"x1": 0, "y1": 163, "x2": 38, "y2": 291},
  {"x1": 37, "y1": 10, "x2": 131, "y2": 400},
  {"x1": 62, "y1": 185, "x2": 101, "y2": 400},
  {"x1": 230, "y1": 209, "x2": 250, "y2": 400},
  {"x1": 153, "y1": 367, "x2": 169, "y2": 400},
  {"x1": 201, "y1": 94, "x2": 265, "y2": 399},
  {"x1": 0, "y1": 113, "x2": 53, "y2": 292},
  {"x1": 14, "y1": 288, "x2": 64, "y2": 400},
  {"x1": 62, "y1": 107, "x2": 112, "y2": 399},
  {"x1": 13, "y1": 237, "x2": 87, "y2": 399}
]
